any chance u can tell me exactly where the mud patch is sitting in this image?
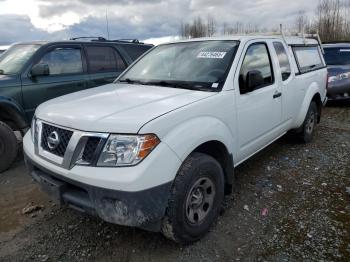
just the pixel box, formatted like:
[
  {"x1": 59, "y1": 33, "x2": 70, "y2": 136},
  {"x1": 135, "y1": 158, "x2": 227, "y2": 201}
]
[{"x1": 0, "y1": 161, "x2": 51, "y2": 240}]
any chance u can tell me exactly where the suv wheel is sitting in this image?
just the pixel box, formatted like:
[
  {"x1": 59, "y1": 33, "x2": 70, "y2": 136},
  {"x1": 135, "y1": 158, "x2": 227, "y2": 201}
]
[
  {"x1": 299, "y1": 102, "x2": 318, "y2": 143},
  {"x1": 161, "y1": 152, "x2": 225, "y2": 244},
  {"x1": 0, "y1": 121, "x2": 18, "y2": 173}
]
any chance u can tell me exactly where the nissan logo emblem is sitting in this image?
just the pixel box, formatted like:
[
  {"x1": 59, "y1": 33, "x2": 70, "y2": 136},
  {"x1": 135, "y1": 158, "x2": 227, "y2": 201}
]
[{"x1": 47, "y1": 131, "x2": 60, "y2": 150}]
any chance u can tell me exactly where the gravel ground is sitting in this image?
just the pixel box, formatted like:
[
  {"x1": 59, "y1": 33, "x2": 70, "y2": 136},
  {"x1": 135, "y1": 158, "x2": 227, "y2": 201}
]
[{"x1": 0, "y1": 102, "x2": 349, "y2": 262}]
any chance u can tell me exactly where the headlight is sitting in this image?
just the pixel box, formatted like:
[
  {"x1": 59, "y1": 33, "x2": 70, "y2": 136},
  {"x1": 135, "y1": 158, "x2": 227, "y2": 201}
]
[
  {"x1": 328, "y1": 72, "x2": 350, "y2": 83},
  {"x1": 97, "y1": 134, "x2": 160, "y2": 167}
]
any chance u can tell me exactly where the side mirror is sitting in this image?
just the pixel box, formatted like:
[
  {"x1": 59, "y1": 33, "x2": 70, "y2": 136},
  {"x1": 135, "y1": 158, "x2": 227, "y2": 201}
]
[
  {"x1": 246, "y1": 70, "x2": 264, "y2": 92},
  {"x1": 31, "y1": 63, "x2": 49, "y2": 77}
]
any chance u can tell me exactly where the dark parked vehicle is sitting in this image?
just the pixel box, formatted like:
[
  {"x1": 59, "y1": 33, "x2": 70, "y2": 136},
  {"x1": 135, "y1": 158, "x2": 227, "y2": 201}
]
[
  {"x1": 323, "y1": 43, "x2": 350, "y2": 100},
  {"x1": 0, "y1": 37, "x2": 153, "y2": 172}
]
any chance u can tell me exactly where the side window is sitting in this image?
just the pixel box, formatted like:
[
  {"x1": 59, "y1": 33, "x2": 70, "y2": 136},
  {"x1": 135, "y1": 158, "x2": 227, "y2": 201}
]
[
  {"x1": 113, "y1": 49, "x2": 127, "y2": 71},
  {"x1": 239, "y1": 43, "x2": 274, "y2": 94},
  {"x1": 39, "y1": 48, "x2": 83, "y2": 75},
  {"x1": 121, "y1": 45, "x2": 151, "y2": 61},
  {"x1": 293, "y1": 46, "x2": 324, "y2": 74},
  {"x1": 273, "y1": 42, "x2": 292, "y2": 81},
  {"x1": 85, "y1": 46, "x2": 126, "y2": 73}
]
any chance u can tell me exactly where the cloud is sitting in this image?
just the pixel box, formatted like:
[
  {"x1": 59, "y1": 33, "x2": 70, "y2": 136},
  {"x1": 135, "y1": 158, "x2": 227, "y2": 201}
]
[
  {"x1": 0, "y1": 0, "x2": 320, "y2": 44},
  {"x1": 0, "y1": 14, "x2": 50, "y2": 44}
]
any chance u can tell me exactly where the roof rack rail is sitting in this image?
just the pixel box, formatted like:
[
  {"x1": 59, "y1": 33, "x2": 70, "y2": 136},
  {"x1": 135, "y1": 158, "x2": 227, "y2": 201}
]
[
  {"x1": 70, "y1": 36, "x2": 107, "y2": 41},
  {"x1": 116, "y1": 39, "x2": 140, "y2": 43},
  {"x1": 70, "y1": 37, "x2": 145, "y2": 44}
]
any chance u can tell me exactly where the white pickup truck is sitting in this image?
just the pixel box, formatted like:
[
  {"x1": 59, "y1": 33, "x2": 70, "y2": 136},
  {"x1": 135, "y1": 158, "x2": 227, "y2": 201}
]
[{"x1": 24, "y1": 36, "x2": 327, "y2": 243}]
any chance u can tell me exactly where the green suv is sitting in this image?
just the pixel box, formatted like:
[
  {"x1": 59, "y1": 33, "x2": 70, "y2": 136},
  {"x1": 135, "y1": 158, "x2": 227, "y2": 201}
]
[{"x1": 0, "y1": 37, "x2": 153, "y2": 172}]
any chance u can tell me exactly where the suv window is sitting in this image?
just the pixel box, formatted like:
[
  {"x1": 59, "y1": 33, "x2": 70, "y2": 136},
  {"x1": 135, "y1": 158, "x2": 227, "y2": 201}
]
[
  {"x1": 86, "y1": 46, "x2": 126, "y2": 73},
  {"x1": 121, "y1": 45, "x2": 151, "y2": 60},
  {"x1": 239, "y1": 43, "x2": 274, "y2": 94},
  {"x1": 273, "y1": 42, "x2": 292, "y2": 81},
  {"x1": 293, "y1": 46, "x2": 324, "y2": 74},
  {"x1": 39, "y1": 47, "x2": 83, "y2": 75},
  {"x1": 324, "y1": 47, "x2": 350, "y2": 66}
]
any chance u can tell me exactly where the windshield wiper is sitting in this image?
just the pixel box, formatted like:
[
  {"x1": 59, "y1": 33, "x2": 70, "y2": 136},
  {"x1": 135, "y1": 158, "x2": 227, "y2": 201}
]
[
  {"x1": 142, "y1": 80, "x2": 212, "y2": 91},
  {"x1": 118, "y1": 78, "x2": 146, "y2": 85}
]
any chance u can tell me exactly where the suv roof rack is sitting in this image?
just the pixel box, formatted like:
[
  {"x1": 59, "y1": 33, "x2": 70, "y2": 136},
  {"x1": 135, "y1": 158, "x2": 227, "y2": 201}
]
[
  {"x1": 70, "y1": 37, "x2": 145, "y2": 44},
  {"x1": 70, "y1": 36, "x2": 107, "y2": 41},
  {"x1": 115, "y1": 39, "x2": 140, "y2": 43}
]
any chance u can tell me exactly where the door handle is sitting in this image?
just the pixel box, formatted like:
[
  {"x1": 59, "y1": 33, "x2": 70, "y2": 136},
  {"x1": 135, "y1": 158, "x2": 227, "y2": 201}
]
[{"x1": 273, "y1": 92, "x2": 282, "y2": 99}]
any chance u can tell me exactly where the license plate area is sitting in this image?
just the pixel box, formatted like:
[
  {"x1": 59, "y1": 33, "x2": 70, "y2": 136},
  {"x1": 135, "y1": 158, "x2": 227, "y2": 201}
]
[{"x1": 31, "y1": 170, "x2": 67, "y2": 204}]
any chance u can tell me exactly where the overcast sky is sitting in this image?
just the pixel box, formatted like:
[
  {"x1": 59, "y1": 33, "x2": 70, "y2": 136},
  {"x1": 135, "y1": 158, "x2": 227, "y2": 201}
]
[{"x1": 0, "y1": 0, "x2": 319, "y2": 45}]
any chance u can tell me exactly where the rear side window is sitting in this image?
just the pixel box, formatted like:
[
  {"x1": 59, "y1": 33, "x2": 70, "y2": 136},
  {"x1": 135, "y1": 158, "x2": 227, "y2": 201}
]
[
  {"x1": 39, "y1": 48, "x2": 83, "y2": 75},
  {"x1": 120, "y1": 45, "x2": 152, "y2": 61},
  {"x1": 293, "y1": 46, "x2": 324, "y2": 74},
  {"x1": 324, "y1": 47, "x2": 350, "y2": 66},
  {"x1": 273, "y1": 42, "x2": 292, "y2": 81},
  {"x1": 86, "y1": 46, "x2": 126, "y2": 73},
  {"x1": 239, "y1": 43, "x2": 274, "y2": 94}
]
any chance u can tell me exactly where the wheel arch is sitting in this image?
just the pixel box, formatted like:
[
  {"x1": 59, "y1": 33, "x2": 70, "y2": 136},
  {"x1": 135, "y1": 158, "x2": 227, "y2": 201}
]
[
  {"x1": 294, "y1": 85, "x2": 323, "y2": 129},
  {"x1": 311, "y1": 93, "x2": 322, "y2": 123},
  {"x1": 0, "y1": 97, "x2": 28, "y2": 132},
  {"x1": 160, "y1": 116, "x2": 236, "y2": 194},
  {"x1": 191, "y1": 140, "x2": 234, "y2": 194}
]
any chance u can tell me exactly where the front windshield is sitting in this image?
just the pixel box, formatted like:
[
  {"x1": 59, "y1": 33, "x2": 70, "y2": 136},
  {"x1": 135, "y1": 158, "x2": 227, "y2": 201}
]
[
  {"x1": 118, "y1": 40, "x2": 239, "y2": 91},
  {"x1": 0, "y1": 44, "x2": 41, "y2": 75}
]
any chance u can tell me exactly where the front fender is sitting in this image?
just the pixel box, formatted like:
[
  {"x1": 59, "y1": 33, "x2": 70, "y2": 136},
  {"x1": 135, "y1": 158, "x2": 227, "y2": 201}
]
[
  {"x1": 0, "y1": 96, "x2": 28, "y2": 130},
  {"x1": 161, "y1": 116, "x2": 235, "y2": 162},
  {"x1": 293, "y1": 84, "x2": 320, "y2": 129}
]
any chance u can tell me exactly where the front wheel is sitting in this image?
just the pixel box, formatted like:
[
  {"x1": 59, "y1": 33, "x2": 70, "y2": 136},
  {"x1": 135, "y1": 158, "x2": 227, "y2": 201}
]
[
  {"x1": 161, "y1": 152, "x2": 225, "y2": 244},
  {"x1": 0, "y1": 121, "x2": 18, "y2": 173}
]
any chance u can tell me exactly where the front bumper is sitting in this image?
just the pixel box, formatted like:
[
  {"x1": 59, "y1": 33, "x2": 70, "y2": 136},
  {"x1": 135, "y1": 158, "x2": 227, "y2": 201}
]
[
  {"x1": 327, "y1": 81, "x2": 350, "y2": 99},
  {"x1": 25, "y1": 153, "x2": 172, "y2": 231},
  {"x1": 23, "y1": 131, "x2": 181, "y2": 231}
]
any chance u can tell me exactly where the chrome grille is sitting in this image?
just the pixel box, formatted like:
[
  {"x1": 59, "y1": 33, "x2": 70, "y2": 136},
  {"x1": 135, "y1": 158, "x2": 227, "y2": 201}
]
[
  {"x1": 81, "y1": 137, "x2": 101, "y2": 163},
  {"x1": 41, "y1": 123, "x2": 73, "y2": 157},
  {"x1": 35, "y1": 120, "x2": 108, "y2": 169}
]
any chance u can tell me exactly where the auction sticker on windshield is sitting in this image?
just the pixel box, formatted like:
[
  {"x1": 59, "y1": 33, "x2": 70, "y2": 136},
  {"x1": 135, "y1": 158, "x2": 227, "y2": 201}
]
[{"x1": 197, "y1": 52, "x2": 227, "y2": 59}]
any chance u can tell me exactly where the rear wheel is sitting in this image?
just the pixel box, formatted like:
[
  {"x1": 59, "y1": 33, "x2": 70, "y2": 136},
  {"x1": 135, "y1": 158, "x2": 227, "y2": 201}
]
[
  {"x1": 298, "y1": 102, "x2": 318, "y2": 143},
  {"x1": 161, "y1": 152, "x2": 225, "y2": 244},
  {"x1": 0, "y1": 121, "x2": 18, "y2": 173}
]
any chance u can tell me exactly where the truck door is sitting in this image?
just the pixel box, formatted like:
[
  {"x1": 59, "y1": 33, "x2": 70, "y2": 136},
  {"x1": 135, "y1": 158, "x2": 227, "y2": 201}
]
[
  {"x1": 21, "y1": 45, "x2": 89, "y2": 120},
  {"x1": 234, "y1": 41, "x2": 283, "y2": 162},
  {"x1": 271, "y1": 41, "x2": 299, "y2": 123}
]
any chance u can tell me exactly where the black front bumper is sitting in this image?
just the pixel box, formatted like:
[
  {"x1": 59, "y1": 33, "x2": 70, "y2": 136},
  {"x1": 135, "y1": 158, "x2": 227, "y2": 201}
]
[
  {"x1": 327, "y1": 81, "x2": 350, "y2": 99},
  {"x1": 24, "y1": 153, "x2": 172, "y2": 232}
]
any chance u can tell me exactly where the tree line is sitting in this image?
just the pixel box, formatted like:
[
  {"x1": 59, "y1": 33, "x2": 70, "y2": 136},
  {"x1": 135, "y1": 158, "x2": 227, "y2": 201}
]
[{"x1": 180, "y1": 0, "x2": 350, "y2": 42}]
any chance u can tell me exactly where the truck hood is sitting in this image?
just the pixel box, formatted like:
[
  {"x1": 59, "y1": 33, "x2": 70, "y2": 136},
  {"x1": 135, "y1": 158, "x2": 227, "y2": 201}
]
[{"x1": 36, "y1": 83, "x2": 216, "y2": 133}]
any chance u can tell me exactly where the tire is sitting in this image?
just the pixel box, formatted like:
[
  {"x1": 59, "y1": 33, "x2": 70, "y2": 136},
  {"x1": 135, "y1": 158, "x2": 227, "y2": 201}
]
[
  {"x1": 298, "y1": 102, "x2": 318, "y2": 143},
  {"x1": 0, "y1": 121, "x2": 18, "y2": 173},
  {"x1": 161, "y1": 152, "x2": 225, "y2": 244}
]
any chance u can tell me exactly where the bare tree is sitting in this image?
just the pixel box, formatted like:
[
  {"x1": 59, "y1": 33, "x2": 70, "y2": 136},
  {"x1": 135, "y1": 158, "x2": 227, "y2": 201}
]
[
  {"x1": 315, "y1": 0, "x2": 350, "y2": 41},
  {"x1": 180, "y1": 1, "x2": 350, "y2": 41},
  {"x1": 180, "y1": 16, "x2": 216, "y2": 38},
  {"x1": 207, "y1": 15, "x2": 216, "y2": 37}
]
